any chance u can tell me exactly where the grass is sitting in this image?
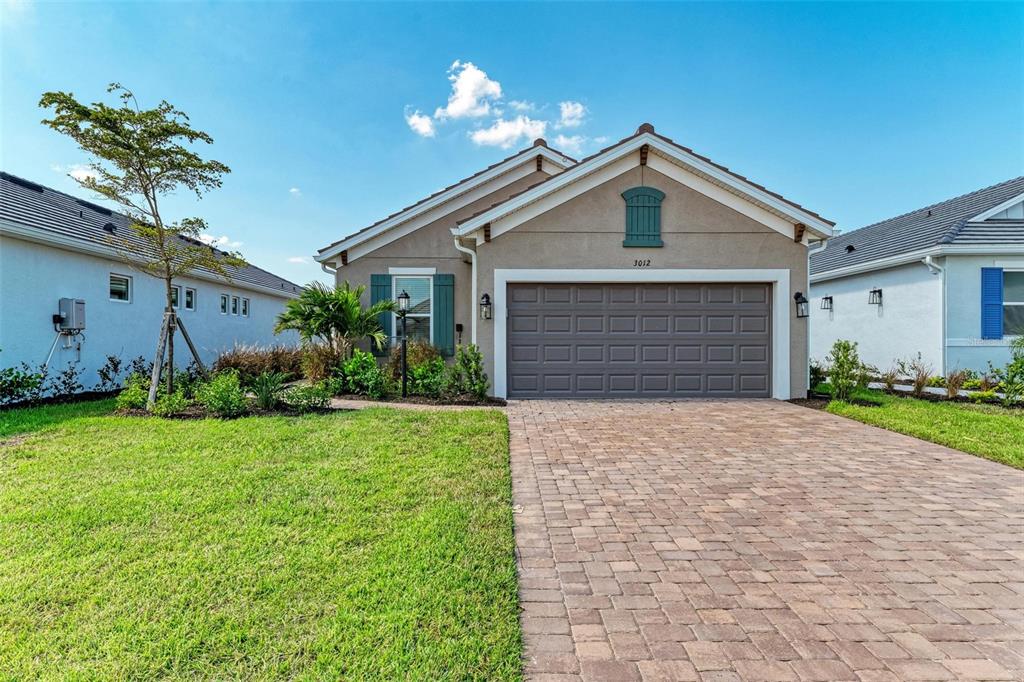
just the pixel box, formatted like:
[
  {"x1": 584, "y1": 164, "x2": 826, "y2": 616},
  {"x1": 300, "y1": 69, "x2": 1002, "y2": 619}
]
[
  {"x1": 825, "y1": 390, "x2": 1024, "y2": 469},
  {"x1": 0, "y1": 401, "x2": 520, "y2": 680}
]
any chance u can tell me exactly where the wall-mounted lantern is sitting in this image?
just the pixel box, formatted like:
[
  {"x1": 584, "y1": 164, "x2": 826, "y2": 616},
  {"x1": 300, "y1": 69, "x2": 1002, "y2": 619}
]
[
  {"x1": 479, "y1": 293, "x2": 492, "y2": 320},
  {"x1": 820, "y1": 296, "x2": 833, "y2": 311},
  {"x1": 794, "y1": 292, "x2": 810, "y2": 318},
  {"x1": 869, "y1": 288, "x2": 883, "y2": 305}
]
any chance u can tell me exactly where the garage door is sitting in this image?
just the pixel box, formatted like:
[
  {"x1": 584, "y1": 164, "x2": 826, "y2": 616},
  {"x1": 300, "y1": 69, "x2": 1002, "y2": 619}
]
[{"x1": 506, "y1": 283, "x2": 771, "y2": 398}]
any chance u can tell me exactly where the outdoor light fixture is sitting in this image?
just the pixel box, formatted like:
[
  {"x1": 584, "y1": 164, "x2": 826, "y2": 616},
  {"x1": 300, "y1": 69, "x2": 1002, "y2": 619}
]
[
  {"x1": 821, "y1": 296, "x2": 833, "y2": 311},
  {"x1": 479, "y1": 293, "x2": 492, "y2": 320},
  {"x1": 869, "y1": 288, "x2": 883, "y2": 305},
  {"x1": 794, "y1": 292, "x2": 810, "y2": 318},
  {"x1": 396, "y1": 290, "x2": 410, "y2": 397}
]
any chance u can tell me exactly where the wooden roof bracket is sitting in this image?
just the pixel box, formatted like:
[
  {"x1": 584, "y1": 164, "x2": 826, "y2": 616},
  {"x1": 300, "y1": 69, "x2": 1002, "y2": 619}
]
[
  {"x1": 483, "y1": 223, "x2": 491, "y2": 243},
  {"x1": 536, "y1": 155, "x2": 543, "y2": 172},
  {"x1": 639, "y1": 144, "x2": 649, "y2": 166},
  {"x1": 340, "y1": 249, "x2": 348, "y2": 266},
  {"x1": 794, "y1": 223, "x2": 806, "y2": 243}
]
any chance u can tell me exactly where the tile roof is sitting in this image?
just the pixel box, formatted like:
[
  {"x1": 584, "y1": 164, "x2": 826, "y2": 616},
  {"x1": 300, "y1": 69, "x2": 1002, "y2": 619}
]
[
  {"x1": 0, "y1": 172, "x2": 301, "y2": 297},
  {"x1": 810, "y1": 176, "x2": 1024, "y2": 275}
]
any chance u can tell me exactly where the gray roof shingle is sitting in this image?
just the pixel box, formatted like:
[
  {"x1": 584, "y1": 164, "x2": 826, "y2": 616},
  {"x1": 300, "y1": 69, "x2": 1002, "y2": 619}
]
[
  {"x1": 0, "y1": 172, "x2": 301, "y2": 297},
  {"x1": 810, "y1": 176, "x2": 1024, "y2": 276}
]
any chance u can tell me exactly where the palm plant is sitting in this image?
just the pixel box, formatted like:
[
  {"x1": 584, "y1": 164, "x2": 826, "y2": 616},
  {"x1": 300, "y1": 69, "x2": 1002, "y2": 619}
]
[{"x1": 274, "y1": 282, "x2": 394, "y2": 357}]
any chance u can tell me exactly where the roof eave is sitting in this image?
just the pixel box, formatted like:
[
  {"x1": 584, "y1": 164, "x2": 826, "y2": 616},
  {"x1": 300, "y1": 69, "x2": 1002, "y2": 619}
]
[{"x1": 810, "y1": 243, "x2": 1024, "y2": 283}]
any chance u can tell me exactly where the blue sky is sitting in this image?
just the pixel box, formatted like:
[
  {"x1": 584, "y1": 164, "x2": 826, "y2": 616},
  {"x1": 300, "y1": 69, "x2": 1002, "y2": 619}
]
[{"x1": 2, "y1": 1, "x2": 1021, "y2": 286}]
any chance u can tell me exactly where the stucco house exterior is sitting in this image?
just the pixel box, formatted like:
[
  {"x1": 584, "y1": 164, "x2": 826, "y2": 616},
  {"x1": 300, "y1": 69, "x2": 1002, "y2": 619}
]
[
  {"x1": 809, "y1": 177, "x2": 1024, "y2": 375},
  {"x1": 316, "y1": 124, "x2": 833, "y2": 400},
  {"x1": 0, "y1": 172, "x2": 300, "y2": 387}
]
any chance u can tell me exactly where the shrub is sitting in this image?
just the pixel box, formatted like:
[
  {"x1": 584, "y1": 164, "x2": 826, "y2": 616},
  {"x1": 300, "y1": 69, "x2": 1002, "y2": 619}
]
[
  {"x1": 51, "y1": 363, "x2": 84, "y2": 398},
  {"x1": 0, "y1": 361, "x2": 45, "y2": 406},
  {"x1": 945, "y1": 369, "x2": 969, "y2": 399},
  {"x1": 809, "y1": 360, "x2": 826, "y2": 388},
  {"x1": 825, "y1": 340, "x2": 860, "y2": 402},
  {"x1": 342, "y1": 349, "x2": 380, "y2": 395},
  {"x1": 281, "y1": 383, "x2": 331, "y2": 413},
  {"x1": 386, "y1": 340, "x2": 442, "y2": 380},
  {"x1": 127, "y1": 356, "x2": 152, "y2": 380},
  {"x1": 972, "y1": 389, "x2": 998, "y2": 404},
  {"x1": 152, "y1": 390, "x2": 191, "y2": 417},
  {"x1": 213, "y1": 345, "x2": 302, "y2": 382},
  {"x1": 926, "y1": 375, "x2": 946, "y2": 388},
  {"x1": 115, "y1": 381, "x2": 148, "y2": 410},
  {"x1": 880, "y1": 366, "x2": 899, "y2": 392},
  {"x1": 988, "y1": 337, "x2": 1024, "y2": 407},
  {"x1": 251, "y1": 371, "x2": 289, "y2": 410},
  {"x1": 409, "y1": 357, "x2": 450, "y2": 397},
  {"x1": 196, "y1": 370, "x2": 248, "y2": 418},
  {"x1": 366, "y1": 371, "x2": 396, "y2": 401},
  {"x1": 897, "y1": 357, "x2": 932, "y2": 398},
  {"x1": 301, "y1": 344, "x2": 343, "y2": 383},
  {"x1": 449, "y1": 344, "x2": 489, "y2": 401},
  {"x1": 96, "y1": 354, "x2": 124, "y2": 391}
]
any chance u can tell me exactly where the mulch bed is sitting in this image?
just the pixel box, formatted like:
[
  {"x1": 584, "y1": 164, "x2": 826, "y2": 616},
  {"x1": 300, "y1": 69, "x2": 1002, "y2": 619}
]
[{"x1": 332, "y1": 393, "x2": 506, "y2": 407}]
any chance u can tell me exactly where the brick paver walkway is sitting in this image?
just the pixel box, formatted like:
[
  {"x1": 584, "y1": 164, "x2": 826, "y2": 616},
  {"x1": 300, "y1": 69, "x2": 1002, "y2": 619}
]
[{"x1": 507, "y1": 400, "x2": 1024, "y2": 681}]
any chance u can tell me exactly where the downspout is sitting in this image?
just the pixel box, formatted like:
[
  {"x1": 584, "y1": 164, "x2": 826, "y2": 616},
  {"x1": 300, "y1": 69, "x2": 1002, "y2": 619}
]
[
  {"x1": 452, "y1": 235, "x2": 478, "y2": 344},
  {"x1": 320, "y1": 261, "x2": 337, "y2": 276},
  {"x1": 921, "y1": 255, "x2": 946, "y2": 374},
  {"x1": 805, "y1": 237, "x2": 829, "y2": 394},
  {"x1": 921, "y1": 255, "x2": 943, "y2": 274}
]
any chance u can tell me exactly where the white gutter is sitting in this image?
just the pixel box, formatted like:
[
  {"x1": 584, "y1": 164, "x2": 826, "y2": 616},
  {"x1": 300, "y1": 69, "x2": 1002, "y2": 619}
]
[
  {"x1": 810, "y1": 244, "x2": 1024, "y2": 283},
  {"x1": 320, "y1": 261, "x2": 337, "y2": 276},
  {"x1": 921, "y1": 255, "x2": 943, "y2": 274},
  {"x1": 452, "y1": 236, "x2": 478, "y2": 344},
  {"x1": 1, "y1": 218, "x2": 300, "y2": 299}
]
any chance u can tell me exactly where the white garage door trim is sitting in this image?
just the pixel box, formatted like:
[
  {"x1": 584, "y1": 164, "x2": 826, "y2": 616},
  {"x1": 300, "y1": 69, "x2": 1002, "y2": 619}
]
[{"x1": 493, "y1": 268, "x2": 791, "y2": 400}]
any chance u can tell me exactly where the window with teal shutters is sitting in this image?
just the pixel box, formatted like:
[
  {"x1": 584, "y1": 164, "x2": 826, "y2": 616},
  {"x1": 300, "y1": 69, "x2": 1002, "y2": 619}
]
[
  {"x1": 433, "y1": 274, "x2": 455, "y2": 356},
  {"x1": 980, "y1": 267, "x2": 1003, "y2": 340},
  {"x1": 370, "y1": 274, "x2": 392, "y2": 355},
  {"x1": 622, "y1": 186, "x2": 665, "y2": 247}
]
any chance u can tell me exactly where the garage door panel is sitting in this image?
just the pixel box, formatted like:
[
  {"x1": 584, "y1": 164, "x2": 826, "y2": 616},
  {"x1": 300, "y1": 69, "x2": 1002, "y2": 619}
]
[{"x1": 507, "y1": 283, "x2": 771, "y2": 398}]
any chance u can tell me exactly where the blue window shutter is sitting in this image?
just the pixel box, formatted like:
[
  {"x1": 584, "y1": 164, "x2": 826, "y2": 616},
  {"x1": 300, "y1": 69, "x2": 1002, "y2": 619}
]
[
  {"x1": 370, "y1": 274, "x2": 392, "y2": 355},
  {"x1": 622, "y1": 186, "x2": 665, "y2": 247},
  {"x1": 433, "y1": 274, "x2": 455, "y2": 356},
  {"x1": 981, "y1": 267, "x2": 1003, "y2": 340}
]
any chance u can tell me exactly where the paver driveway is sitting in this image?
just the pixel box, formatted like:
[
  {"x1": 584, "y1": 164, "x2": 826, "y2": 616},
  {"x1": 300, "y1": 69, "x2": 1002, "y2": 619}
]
[{"x1": 507, "y1": 400, "x2": 1024, "y2": 682}]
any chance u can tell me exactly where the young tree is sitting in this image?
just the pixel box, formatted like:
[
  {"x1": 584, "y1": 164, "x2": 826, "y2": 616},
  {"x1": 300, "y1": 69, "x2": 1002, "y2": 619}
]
[
  {"x1": 40, "y1": 84, "x2": 243, "y2": 407},
  {"x1": 274, "y1": 281, "x2": 394, "y2": 357}
]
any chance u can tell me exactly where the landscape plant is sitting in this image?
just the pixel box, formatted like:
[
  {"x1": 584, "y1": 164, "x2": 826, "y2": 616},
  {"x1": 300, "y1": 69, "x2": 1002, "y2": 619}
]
[
  {"x1": 95, "y1": 355, "x2": 124, "y2": 391},
  {"x1": 50, "y1": 363, "x2": 85, "y2": 398},
  {"x1": 809, "y1": 359, "x2": 826, "y2": 388},
  {"x1": 114, "y1": 379, "x2": 148, "y2": 411},
  {"x1": 341, "y1": 349, "x2": 380, "y2": 395},
  {"x1": 274, "y1": 281, "x2": 394, "y2": 357},
  {"x1": 195, "y1": 370, "x2": 248, "y2": 418},
  {"x1": 0, "y1": 361, "x2": 45, "y2": 407},
  {"x1": 879, "y1": 365, "x2": 899, "y2": 392},
  {"x1": 213, "y1": 345, "x2": 302, "y2": 381},
  {"x1": 945, "y1": 368, "x2": 969, "y2": 399},
  {"x1": 449, "y1": 344, "x2": 489, "y2": 401},
  {"x1": 41, "y1": 84, "x2": 240, "y2": 406},
  {"x1": 281, "y1": 383, "x2": 331, "y2": 413},
  {"x1": 897, "y1": 357, "x2": 933, "y2": 398},
  {"x1": 151, "y1": 390, "x2": 191, "y2": 417},
  {"x1": 300, "y1": 343, "x2": 342, "y2": 383},
  {"x1": 250, "y1": 371, "x2": 289, "y2": 410},
  {"x1": 825, "y1": 340, "x2": 861, "y2": 402},
  {"x1": 988, "y1": 337, "x2": 1024, "y2": 406}
]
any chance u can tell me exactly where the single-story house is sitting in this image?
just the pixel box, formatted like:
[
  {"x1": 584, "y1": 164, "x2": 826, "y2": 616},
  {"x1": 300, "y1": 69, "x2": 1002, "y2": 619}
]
[
  {"x1": 316, "y1": 124, "x2": 833, "y2": 399},
  {"x1": 809, "y1": 177, "x2": 1024, "y2": 375},
  {"x1": 0, "y1": 172, "x2": 300, "y2": 389}
]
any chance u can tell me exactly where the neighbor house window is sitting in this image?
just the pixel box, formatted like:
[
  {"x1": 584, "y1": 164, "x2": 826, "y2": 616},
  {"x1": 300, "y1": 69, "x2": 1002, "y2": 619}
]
[
  {"x1": 170, "y1": 285, "x2": 181, "y2": 309},
  {"x1": 241, "y1": 298, "x2": 250, "y2": 317},
  {"x1": 185, "y1": 288, "x2": 196, "y2": 311},
  {"x1": 1005, "y1": 271, "x2": 1024, "y2": 336},
  {"x1": 393, "y1": 276, "x2": 431, "y2": 342},
  {"x1": 109, "y1": 273, "x2": 131, "y2": 302},
  {"x1": 220, "y1": 294, "x2": 228, "y2": 314},
  {"x1": 231, "y1": 296, "x2": 239, "y2": 315},
  {"x1": 622, "y1": 186, "x2": 666, "y2": 247}
]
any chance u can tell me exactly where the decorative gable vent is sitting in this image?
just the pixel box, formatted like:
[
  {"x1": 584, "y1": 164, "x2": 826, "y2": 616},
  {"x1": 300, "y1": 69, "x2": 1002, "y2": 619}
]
[{"x1": 622, "y1": 186, "x2": 665, "y2": 248}]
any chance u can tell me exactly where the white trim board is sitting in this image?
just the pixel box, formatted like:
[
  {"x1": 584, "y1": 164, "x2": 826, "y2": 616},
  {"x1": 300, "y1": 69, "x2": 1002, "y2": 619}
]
[
  {"x1": 388, "y1": 266, "x2": 436, "y2": 275},
  {"x1": 455, "y1": 132, "x2": 833, "y2": 240},
  {"x1": 969, "y1": 192, "x2": 1024, "y2": 222},
  {"x1": 492, "y1": 268, "x2": 792, "y2": 400},
  {"x1": 317, "y1": 145, "x2": 574, "y2": 264},
  {"x1": 811, "y1": 244, "x2": 1024, "y2": 282}
]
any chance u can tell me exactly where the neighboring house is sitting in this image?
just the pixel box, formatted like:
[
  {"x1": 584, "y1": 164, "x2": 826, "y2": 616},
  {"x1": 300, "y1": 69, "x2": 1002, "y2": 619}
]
[
  {"x1": 810, "y1": 177, "x2": 1024, "y2": 375},
  {"x1": 0, "y1": 172, "x2": 300, "y2": 387},
  {"x1": 316, "y1": 124, "x2": 833, "y2": 399}
]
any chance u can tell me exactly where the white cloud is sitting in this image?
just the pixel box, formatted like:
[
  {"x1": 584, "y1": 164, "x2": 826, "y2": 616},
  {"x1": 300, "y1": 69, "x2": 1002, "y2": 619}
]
[
  {"x1": 556, "y1": 101, "x2": 586, "y2": 129},
  {"x1": 52, "y1": 163, "x2": 98, "y2": 182},
  {"x1": 434, "y1": 60, "x2": 502, "y2": 120},
  {"x1": 553, "y1": 134, "x2": 587, "y2": 156},
  {"x1": 508, "y1": 100, "x2": 536, "y2": 112},
  {"x1": 470, "y1": 116, "x2": 547, "y2": 149},
  {"x1": 199, "y1": 233, "x2": 243, "y2": 249},
  {"x1": 287, "y1": 256, "x2": 308, "y2": 264},
  {"x1": 289, "y1": 187, "x2": 301, "y2": 197},
  {"x1": 404, "y1": 108, "x2": 436, "y2": 137}
]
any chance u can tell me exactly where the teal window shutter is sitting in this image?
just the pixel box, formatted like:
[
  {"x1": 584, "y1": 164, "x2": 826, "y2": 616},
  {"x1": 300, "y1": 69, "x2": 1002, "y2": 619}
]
[
  {"x1": 370, "y1": 274, "x2": 392, "y2": 355},
  {"x1": 622, "y1": 186, "x2": 665, "y2": 247},
  {"x1": 433, "y1": 274, "x2": 455, "y2": 356},
  {"x1": 981, "y1": 267, "x2": 1003, "y2": 340}
]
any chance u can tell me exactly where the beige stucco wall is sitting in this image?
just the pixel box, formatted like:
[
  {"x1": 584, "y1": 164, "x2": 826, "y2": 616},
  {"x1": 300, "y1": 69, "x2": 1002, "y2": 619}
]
[
  {"x1": 474, "y1": 166, "x2": 811, "y2": 398},
  {"x1": 333, "y1": 169, "x2": 548, "y2": 349}
]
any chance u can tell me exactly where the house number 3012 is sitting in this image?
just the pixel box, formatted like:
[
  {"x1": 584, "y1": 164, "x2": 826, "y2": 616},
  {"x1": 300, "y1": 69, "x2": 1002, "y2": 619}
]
[{"x1": 633, "y1": 259, "x2": 652, "y2": 267}]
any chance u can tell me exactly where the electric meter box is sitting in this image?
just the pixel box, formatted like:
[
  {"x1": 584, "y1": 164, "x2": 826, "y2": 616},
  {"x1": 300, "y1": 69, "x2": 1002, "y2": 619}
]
[{"x1": 58, "y1": 298, "x2": 86, "y2": 331}]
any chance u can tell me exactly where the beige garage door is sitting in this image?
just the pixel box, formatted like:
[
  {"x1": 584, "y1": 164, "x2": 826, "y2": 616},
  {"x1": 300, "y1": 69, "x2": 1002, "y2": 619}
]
[{"x1": 506, "y1": 283, "x2": 772, "y2": 398}]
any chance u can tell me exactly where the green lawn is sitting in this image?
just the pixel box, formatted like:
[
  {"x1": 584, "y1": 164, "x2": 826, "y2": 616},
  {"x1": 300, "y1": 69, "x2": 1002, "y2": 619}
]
[
  {"x1": 0, "y1": 400, "x2": 520, "y2": 680},
  {"x1": 826, "y1": 392, "x2": 1024, "y2": 469}
]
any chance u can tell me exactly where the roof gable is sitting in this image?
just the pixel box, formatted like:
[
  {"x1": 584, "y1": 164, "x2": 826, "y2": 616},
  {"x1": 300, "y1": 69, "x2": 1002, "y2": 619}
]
[
  {"x1": 453, "y1": 124, "x2": 833, "y2": 242},
  {"x1": 316, "y1": 142, "x2": 574, "y2": 264}
]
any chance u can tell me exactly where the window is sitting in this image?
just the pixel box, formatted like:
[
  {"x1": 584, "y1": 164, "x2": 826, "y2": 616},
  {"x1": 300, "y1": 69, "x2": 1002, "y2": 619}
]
[
  {"x1": 109, "y1": 274, "x2": 131, "y2": 302},
  {"x1": 393, "y1": 276, "x2": 431, "y2": 343},
  {"x1": 220, "y1": 294, "x2": 228, "y2": 315},
  {"x1": 185, "y1": 288, "x2": 196, "y2": 311},
  {"x1": 622, "y1": 186, "x2": 666, "y2": 247},
  {"x1": 241, "y1": 298, "x2": 250, "y2": 317},
  {"x1": 170, "y1": 285, "x2": 181, "y2": 309},
  {"x1": 1005, "y1": 271, "x2": 1024, "y2": 336},
  {"x1": 231, "y1": 296, "x2": 239, "y2": 315}
]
